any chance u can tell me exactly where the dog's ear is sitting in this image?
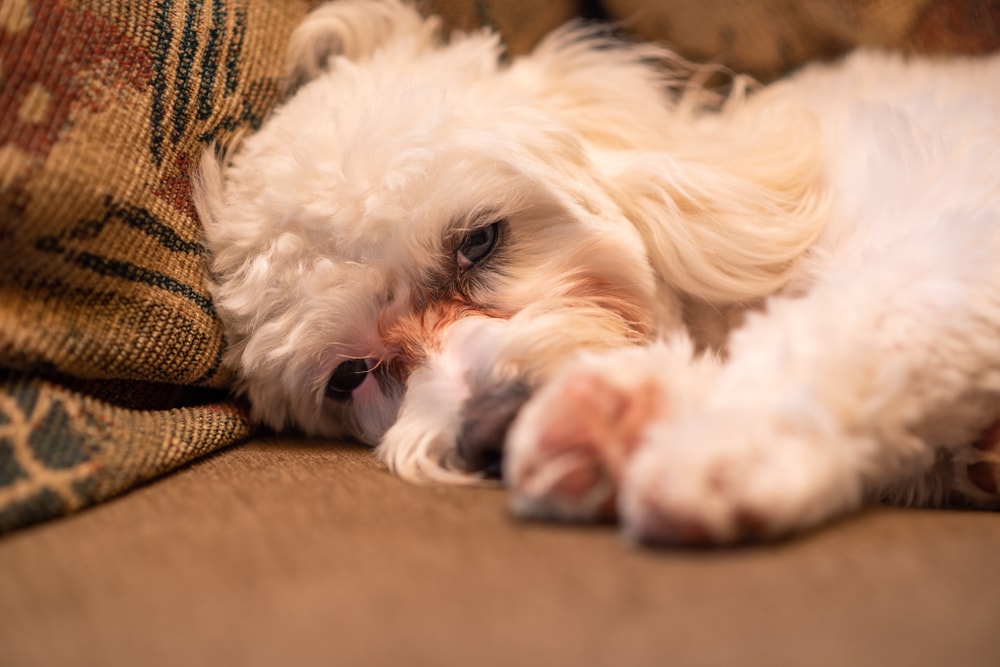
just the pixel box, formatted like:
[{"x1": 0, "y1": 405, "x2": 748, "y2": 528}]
[
  {"x1": 511, "y1": 27, "x2": 828, "y2": 304},
  {"x1": 607, "y1": 107, "x2": 830, "y2": 304},
  {"x1": 192, "y1": 148, "x2": 223, "y2": 234},
  {"x1": 192, "y1": 144, "x2": 239, "y2": 264},
  {"x1": 283, "y1": 0, "x2": 442, "y2": 94}
]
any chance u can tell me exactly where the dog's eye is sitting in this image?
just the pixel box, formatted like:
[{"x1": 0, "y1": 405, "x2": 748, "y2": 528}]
[
  {"x1": 457, "y1": 221, "x2": 500, "y2": 270},
  {"x1": 325, "y1": 358, "x2": 371, "y2": 401}
]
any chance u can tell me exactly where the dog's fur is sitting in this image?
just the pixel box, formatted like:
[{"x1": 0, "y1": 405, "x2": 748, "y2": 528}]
[{"x1": 195, "y1": 0, "x2": 1000, "y2": 545}]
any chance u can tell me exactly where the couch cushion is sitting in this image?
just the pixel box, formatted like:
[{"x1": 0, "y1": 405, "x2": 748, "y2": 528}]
[{"x1": 0, "y1": 0, "x2": 320, "y2": 532}]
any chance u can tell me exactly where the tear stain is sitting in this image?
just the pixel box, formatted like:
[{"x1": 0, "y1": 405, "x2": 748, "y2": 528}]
[{"x1": 378, "y1": 299, "x2": 507, "y2": 379}]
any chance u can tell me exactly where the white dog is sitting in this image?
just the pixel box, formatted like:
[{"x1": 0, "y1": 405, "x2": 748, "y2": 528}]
[{"x1": 195, "y1": 0, "x2": 1000, "y2": 545}]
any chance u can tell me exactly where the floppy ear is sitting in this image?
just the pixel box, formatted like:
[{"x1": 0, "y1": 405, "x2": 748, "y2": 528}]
[
  {"x1": 191, "y1": 148, "x2": 226, "y2": 244},
  {"x1": 606, "y1": 104, "x2": 830, "y2": 304},
  {"x1": 191, "y1": 144, "x2": 251, "y2": 282},
  {"x1": 283, "y1": 0, "x2": 442, "y2": 92},
  {"x1": 514, "y1": 26, "x2": 829, "y2": 305}
]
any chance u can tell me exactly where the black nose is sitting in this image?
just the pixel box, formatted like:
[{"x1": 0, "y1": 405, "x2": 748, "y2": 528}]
[
  {"x1": 456, "y1": 382, "x2": 530, "y2": 480},
  {"x1": 325, "y1": 358, "x2": 371, "y2": 401}
]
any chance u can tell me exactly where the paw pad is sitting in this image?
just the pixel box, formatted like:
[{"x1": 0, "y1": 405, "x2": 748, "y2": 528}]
[
  {"x1": 967, "y1": 461, "x2": 998, "y2": 494},
  {"x1": 507, "y1": 372, "x2": 665, "y2": 521},
  {"x1": 961, "y1": 421, "x2": 1000, "y2": 501}
]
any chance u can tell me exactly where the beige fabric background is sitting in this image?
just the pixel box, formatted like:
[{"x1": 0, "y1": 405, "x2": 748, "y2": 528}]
[{"x1": 605, "y1": 0, "x2": 1000, "y2": 79}]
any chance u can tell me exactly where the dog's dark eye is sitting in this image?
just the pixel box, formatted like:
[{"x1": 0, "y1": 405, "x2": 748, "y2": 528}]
[
  {"x1": 457, "y1": 221, "x2": 500, "y2": 270},
  {"x1": 326, "y1": 358, "x2": 371, "y2": 401}
]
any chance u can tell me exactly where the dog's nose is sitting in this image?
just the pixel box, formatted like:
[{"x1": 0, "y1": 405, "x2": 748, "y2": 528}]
[
  {"x1": 325, "y1": 358, "x2": 371, "y2": 401},
  {"x1": 456, "y1": 382, "x2": 531, "y2": 479}
]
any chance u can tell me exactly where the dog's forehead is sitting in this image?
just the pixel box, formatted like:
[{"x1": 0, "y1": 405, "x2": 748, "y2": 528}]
[
  {"x1": 272, "y1": 81, "x2": 482, "y2": 196},
  {"x1": 232, "y1": 53, "x2": 585, "y2": 296},
  {"x1": 280, "y1": 128, "x2": 524, "y2": 260}
]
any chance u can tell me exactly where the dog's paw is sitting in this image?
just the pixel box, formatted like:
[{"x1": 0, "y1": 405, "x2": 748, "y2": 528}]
[
  {"x1": 505, "y1": 365, "x2": 665, "y2": 521},
  {"x1": 505, "y1": 339, "x2": 717, "y2": 522},
  {"x1": 618, "y1": 409, "x2": 865, "y2": 545}
]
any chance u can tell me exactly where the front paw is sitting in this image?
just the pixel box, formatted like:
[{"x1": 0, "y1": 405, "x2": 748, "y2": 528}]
[
  {"x1": 619, "y1": 409, "x2": 865, "y2": 545},
  {"x1": 504, "y1": 339, "x2": 714, "y2": 522},
  {"x1": 505, "y1": 362, "x2": 666, "y2": 521}
]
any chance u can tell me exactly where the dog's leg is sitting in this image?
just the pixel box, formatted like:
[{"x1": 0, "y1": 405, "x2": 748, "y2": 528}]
[
  {"x1": 509, "y1": 214, "x2": 1000, "y2": 544},
  {"x1": 619, "y1": 222, "x2": 1000, "y2": 544}
]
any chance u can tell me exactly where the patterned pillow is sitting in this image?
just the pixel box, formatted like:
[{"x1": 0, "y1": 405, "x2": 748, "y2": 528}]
[{"x1": 0, "y1": 0, "x2": 318, "y2": 533}]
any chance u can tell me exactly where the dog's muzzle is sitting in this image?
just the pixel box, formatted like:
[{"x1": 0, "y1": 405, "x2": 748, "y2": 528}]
[{"x1": 456, "y1": 381, "x2": 532, "y2": 479}]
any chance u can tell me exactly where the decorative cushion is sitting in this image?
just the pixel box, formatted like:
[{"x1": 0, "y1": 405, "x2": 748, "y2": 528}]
[{"x1": 0, "y1": 0, "x2": 316, "y2": 532}]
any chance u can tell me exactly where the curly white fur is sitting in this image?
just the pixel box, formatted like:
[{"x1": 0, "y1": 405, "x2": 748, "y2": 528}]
[{"x1": 195, "y1": 0, "x2": 1000, "y2": 545}]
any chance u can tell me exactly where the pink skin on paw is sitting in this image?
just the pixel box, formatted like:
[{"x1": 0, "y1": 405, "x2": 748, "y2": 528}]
[
  {"x1": 625, "y1": 459, "x2": 774, "y2": 546},
  {"x1": 514, "y1": 373, "x2": 665, "y2": 519},
  {"x1": 967, "y1": 462, "x2": 998, "y2": 494},
  {"x1": 972, "y1": 422, "x2": 1000, "y2": 451},
  {"x1": 626, "y1": 504, "x2": 715, "y2": 546},
  {"x1": 967, "y1": 421, "x2": 1000, "y2": 497}
]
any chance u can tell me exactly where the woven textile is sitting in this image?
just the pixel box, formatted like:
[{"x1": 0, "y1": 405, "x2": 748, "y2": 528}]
[{"x1": 0, "y1": 0, "x2": 317, "y2": 533}]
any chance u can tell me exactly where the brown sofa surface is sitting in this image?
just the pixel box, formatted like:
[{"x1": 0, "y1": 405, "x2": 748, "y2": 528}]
[
  {"x1": 2, "y1": 437, "x2": 999, "y2": 667},
  {"x1": 3, "y1": 2, "x2": 1000, "y2": 664}
]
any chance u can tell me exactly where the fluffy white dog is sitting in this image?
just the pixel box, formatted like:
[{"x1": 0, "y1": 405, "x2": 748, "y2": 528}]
[{"x1": 195, "y1": 0, "x2": 1000, "y2": 545}]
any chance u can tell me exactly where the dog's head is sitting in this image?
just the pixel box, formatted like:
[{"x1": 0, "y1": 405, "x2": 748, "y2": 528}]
[{"x1": 195, "y1": 0, "x2": 825, "y2": 481}]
